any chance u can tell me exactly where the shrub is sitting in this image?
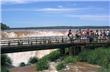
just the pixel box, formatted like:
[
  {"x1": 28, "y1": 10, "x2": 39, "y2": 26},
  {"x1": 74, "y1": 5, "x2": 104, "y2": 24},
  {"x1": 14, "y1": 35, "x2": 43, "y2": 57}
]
[
  {"x1": 78, "y1": 50, "x2": 90, "y2": 62},
  {"x1": 86, "y1": 51, "x2": 98, "y2": 64},
  {"x1": 56, "y1": 56, "x2": 79, "y2": 71},
  {"x1": 38, "y1": 50, "x2": 61, "y2": 62},
  {"x1": 97, "y1": 66, "x2": 110, "y2": 72},
  {"x1": 36, "y1": 58, "x2": 49, "y2": 71},
  {"x1": 63, "y1": 56, "x2": 79, "y2": 64},
  {"x1": 28, "y1": 57, "x2": 38, "y2": 64},
  {"x1": 47, "y1": 50, "x2": 61, "y2": 61},
  {"x1": 36, "y1": 50, "x2": 62, "y2": 71},
  {"x1": 56, "y1": 62, "x2": 65, "y2": 71},
  {"x1": 19, "y1": 62, "x2": 26, "y2": 67}
]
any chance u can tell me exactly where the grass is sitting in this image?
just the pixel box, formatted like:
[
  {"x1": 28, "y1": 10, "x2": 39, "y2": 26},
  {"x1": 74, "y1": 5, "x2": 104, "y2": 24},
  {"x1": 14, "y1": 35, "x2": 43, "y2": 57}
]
[
  {"x1": 56, "y1": 56, "x2": 79, "y2": 71},
  {"x1": 56, "y1": 62, "x2": 65, "y2": 71},
  {"x1": 63, "y1": 56, "x2": 79, "y2": 64},
  {"x1": 78, "y1": 47, "x2": 110, "y2": 68},
  {"x1": 97, "y1": 65, "x2": 110, "y2": 72}
]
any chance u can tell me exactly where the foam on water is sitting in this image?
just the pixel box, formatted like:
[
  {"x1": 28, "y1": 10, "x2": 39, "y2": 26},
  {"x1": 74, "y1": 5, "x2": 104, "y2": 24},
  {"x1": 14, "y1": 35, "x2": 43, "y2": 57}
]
[{"x1": 4, "y1": 30, "x2": 67, "y2": 66}]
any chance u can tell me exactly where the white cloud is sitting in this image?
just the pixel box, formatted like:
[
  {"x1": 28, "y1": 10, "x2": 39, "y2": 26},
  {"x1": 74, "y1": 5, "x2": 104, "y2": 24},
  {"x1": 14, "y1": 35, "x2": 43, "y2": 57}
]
[
  {"x1": 35, "y1": 8, "x2": 79, "y2": 13},
  {"x1": 2, "y1": 7, "x2": 102, "y2": 14},
  {"x1": 80, "y1": 15, "x2": 109, "y2": 20},
  {"x1": 67, "y1": 15, "x2": 110, "y2": 21},
  {"x1": 58, "y1": 5, "x2": 63, "y2": 8},
  {"x1": 2, "y1": 7, "x2": 82, "y2": 13}
]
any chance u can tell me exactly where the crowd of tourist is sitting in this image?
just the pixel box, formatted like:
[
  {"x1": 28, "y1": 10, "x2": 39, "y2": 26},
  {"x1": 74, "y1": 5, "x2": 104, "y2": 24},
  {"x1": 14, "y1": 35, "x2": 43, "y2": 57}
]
[{"x1": 68, "y1": 29, "x2": 110, "y2": 42}]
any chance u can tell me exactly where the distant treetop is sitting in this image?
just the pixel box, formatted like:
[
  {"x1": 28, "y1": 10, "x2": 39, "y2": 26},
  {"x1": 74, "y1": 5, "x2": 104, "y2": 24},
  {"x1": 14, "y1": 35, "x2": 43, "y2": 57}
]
[{"x1": 1, "y1": 23, "x2": 10, "y2": 30}]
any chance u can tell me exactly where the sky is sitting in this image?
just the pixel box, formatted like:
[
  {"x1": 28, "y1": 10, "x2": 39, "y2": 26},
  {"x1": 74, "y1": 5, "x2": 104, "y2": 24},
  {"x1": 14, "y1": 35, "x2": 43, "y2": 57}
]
[{"x1": 1, "y1": 0, "x2": 110, "y2": 27}]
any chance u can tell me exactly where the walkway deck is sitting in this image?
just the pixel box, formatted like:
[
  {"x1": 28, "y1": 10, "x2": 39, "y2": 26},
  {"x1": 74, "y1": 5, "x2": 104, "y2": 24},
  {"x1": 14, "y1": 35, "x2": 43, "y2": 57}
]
[{"x1": 1, "y1": 36, "x2": 110, "y2": 54}]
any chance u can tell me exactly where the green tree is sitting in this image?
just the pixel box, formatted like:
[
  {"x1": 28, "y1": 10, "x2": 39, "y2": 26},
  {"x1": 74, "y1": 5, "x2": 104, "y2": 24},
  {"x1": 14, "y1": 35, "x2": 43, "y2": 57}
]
[
  {"x1": 1, "y1": 66, "x2": 10, "y2": 72},
  {"x1": 1, "y1": 54, "x2": 12, "y2": 66},
  {"x1": 1, "y1": 23, "x2": 10, "y2": 30},
  {"x1": 1, "y1": 54, "x2": 12, "y2": 72}
]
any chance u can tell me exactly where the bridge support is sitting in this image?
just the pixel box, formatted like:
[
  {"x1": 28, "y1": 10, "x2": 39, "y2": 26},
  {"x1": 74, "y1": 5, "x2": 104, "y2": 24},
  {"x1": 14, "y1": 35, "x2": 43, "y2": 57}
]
[
  {"x1": 81, "y1": 46, "x2": 85, "y2": 52},
  {"x1": 68, "y1": 46, "x2": 82, "y2": 56},
  {"x1": 59, "y1": 48, "x2": 65, "y2": 56},
  {"x1": 69, "y1": 47, "x2": 75, "y2": 56},
  {"x1": 75, "y1": 46, "x2": 81, "y2": 55}
]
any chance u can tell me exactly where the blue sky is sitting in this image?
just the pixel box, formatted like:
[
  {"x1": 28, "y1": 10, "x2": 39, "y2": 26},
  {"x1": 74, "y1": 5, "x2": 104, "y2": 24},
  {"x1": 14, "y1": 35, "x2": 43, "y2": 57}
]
[{"x1": 1, "y1": 0, "x2": 110, "y2": 27}]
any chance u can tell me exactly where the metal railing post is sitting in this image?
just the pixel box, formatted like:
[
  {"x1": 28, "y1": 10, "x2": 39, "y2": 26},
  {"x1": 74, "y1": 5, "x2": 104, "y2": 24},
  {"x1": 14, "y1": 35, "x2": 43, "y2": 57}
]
[{"x1": 8, "y1": 41, "x2": 10, "y2": 46}]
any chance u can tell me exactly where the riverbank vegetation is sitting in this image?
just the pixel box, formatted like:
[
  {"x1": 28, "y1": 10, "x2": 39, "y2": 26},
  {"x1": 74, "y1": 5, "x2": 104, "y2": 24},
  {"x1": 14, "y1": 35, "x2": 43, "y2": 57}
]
[
  {"x1": 78, "y1": 47, "x2": 110, "y2": 72},
  {"x1": 28, "y1": 57, "x2": 38, "y2": 65},
  {"x1": 36, "y1": 50, "x2": 62, "y2": 71},
  {"x1": 1, "y1": 54, "x2": 12, "y2": 72},
  {"x1": 35, "y1": 47, "x2": 110, "y2": 72},
  {"x1": 1, "y1": 47, "x2": 110, "y2": 72},
  {"x1": 78, "y1": 48, "x2": 110, "y2": 68}
]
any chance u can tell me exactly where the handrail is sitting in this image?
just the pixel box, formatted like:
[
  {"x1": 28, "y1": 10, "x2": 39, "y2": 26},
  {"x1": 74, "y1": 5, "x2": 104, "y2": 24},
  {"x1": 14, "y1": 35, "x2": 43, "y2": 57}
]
[{"x1": 1, "y1": 36, "x2": 110, "y2": 46}]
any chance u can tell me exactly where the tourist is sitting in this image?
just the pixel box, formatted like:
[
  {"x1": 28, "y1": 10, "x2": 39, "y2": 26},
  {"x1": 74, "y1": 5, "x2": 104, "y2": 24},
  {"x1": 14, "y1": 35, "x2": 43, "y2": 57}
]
[
  {"x1": 88, "y1": 30, "x2": 94, "y2": 42},
  {"x1": 68, "y1": 29, "x2": 73, "y2": 42},
  {"x1": 106, "y1": 29, "x2": 110, "y2": 39},
  {"x1": 108, "y1": 30, "x2": 110, "y2": 40},
  {"x1": 75, "y1": 30, "x2": 80, "y2": 40}
]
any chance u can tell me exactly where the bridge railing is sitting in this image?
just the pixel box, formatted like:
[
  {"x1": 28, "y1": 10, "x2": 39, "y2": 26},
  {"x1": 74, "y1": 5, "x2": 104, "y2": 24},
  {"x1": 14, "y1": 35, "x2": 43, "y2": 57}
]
[
  {"x1": 1, "y1": 36, "x2": 110, "y2": 46},
  {"x1": 1, "y1": 36, "x2": 68, "y2": 46}
]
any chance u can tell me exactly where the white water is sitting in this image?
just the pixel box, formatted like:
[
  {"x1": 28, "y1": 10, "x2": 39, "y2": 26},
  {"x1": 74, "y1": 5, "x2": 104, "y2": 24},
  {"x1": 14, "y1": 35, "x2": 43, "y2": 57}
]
[
  {"x1": 7, "y1": 51, "x2": 36, "y2": 66},
  {"x1": 2, "y1": 29, "x2": 70, "y2": 66}
]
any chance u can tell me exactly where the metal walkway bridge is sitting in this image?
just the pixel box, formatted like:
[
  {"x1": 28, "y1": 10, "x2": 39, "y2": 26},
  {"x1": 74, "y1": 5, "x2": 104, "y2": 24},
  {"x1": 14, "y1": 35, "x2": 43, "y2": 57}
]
[{"x1": 1, "y1": 36, "x2": 110, "y2": 54}]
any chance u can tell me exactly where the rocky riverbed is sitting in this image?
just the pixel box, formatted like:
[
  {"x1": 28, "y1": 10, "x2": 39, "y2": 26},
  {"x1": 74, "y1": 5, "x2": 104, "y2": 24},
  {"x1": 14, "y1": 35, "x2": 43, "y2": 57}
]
[{"x1": 9, "y1": 62, "x2": 100, "y2": 72}]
